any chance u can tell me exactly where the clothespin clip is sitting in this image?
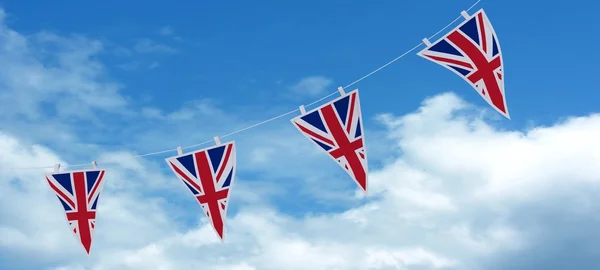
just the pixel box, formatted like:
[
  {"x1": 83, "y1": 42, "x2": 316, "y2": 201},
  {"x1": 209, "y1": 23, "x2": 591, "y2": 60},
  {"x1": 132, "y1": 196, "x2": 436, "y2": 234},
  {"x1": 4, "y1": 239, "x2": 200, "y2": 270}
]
[
  {"x1": 54, "y1": 164, "x2": 61, "y2": 173},
  {"x1": 461, "y1": 10, "x2": 470, "y2": 19},
  {"x1": 299, "y1": 105, "x2": 306, "y2": 115},
  {"x1": 422, "y1": 38, "x2": 432, "y2": 47},
  {"x1": 214, "y1": 136, "x2": 221, "y2": 146},
  {"x1": 91, "y1": 161, "x2": 97, "y2": 169},
  {"x1": 338, "y1": 86, "x2": 346, "y2": 96},
  {"x1": 177, "y1": 146, "x2": 183, "y2": 155}
]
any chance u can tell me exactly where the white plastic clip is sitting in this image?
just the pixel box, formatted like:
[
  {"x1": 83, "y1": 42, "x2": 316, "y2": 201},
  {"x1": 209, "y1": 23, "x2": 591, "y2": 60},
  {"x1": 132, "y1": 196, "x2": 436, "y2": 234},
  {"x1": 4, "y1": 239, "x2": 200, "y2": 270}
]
[
  {"x1": 91, "y1": 161, "x2": 97, "y2": 169},
  {"x1": 299, "y1": 105, "x2": 306, "y2": 115},
  {"x1": 338, "y1": 86, "x2": 346, "y2": 95},
  {"x1": 461, "y1": 11, "x2": 470, "y2": 19},
  {"x1": 54, "y1": 164, "x2": 61, "y2": 173},
  {"x1": 422, "y1": 38, "x2": 432, "y2": 46},
  {"x1": 177, "y1": 146, "x2": 183, "y2": 155},
  {"x1": 214, "y1": 136, "x2": 221, "y2": 145}
]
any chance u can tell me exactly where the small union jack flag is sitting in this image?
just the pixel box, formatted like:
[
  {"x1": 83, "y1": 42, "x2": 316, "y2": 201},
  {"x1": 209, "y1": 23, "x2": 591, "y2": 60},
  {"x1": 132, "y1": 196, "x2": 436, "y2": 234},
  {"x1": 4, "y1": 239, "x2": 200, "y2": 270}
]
[
  {"x1": 291, "y1": 89, "x2": 368, "y2": 193},
  {"x1": 418, "y1": 9, "x2": 509, "y2": 119},
  {"x1": 165, "y1": 142, "x2": 236, "y2": 241},
  {"x1": 46, "y1": 169, "x2": 106, "y2": 255}
]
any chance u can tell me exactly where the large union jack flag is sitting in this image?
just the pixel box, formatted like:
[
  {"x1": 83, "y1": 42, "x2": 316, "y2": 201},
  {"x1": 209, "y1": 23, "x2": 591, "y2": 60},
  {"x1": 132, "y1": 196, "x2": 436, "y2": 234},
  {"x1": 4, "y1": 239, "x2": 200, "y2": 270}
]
[
  {"x1": 165, "y1": 142, "x2": 236, "y2": 241},
  {"x1": 291, "y1": 89, "x2": 368, "y2": 193},
  {"x1": 46, "y1": 169, "x2": 106, "y2": 255},
  {"x1": 418, "y1": 9, "x2": 509, "y2": 119}
]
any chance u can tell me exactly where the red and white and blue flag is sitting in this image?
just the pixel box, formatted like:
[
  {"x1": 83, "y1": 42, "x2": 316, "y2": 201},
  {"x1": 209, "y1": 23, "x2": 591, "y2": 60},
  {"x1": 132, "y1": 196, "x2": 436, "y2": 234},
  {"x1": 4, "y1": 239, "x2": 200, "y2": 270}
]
[
  {"x1": 418, "y1": 9, "x2": 509, "y2": 119},
  {"x1": 291, "y1": 89, "x2": 368, "y2": 194},
  {"x1": 165, "y1": 142, "x2": 236, "y2": 241},
  {"x1": 46, "y1": 169, "x2": 106, "y2": 255}
]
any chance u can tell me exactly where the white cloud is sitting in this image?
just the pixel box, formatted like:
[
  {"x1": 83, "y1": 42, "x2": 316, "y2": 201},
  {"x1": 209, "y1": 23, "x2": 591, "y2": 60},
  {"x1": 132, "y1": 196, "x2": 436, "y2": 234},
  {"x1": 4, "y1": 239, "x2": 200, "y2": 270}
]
[
  {"x1": 289, "y1": 76, "x2": 333, "y2": 97},
  {"x1": 159, "y1": 26, "x2": 174, "y2": 36},
  {"x1": 118, "y1": 61, "x2": 160, "y2": 71},
  {"x1": 134, "y1": 38, "x2": 177, "y2": 54},
  {"x1": 0, "y1": 7, "x2": 190, "y2": 167},
  {"x1": 112, "y1": 45, "x2": 133, "y2": 57},
  {"x1": 2, "y1": 91, "x2": 600, "y2": 270},
  {"x1": 149, "y1": 62, "x2": 160, "y2": 69},
  {"x1": 136, "y1": 99, "x2": 230, "y2": 125},
  {"x1": 0, "y1": 13, "x2": 128, "y2": 120},
  {"x1": 158, "y1": 26, "x2": 183, "y2": 41},
  {"x1": 117, "y1": 61, "x2": 140, "y2": 71},
  {"x1": 0, "y1": 6, "x2": 599, "y2": 270}
]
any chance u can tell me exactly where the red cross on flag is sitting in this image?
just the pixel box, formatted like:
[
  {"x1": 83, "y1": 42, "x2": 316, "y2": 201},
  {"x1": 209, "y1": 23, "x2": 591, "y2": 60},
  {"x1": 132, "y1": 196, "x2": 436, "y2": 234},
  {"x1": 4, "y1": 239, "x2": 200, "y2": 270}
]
[
  {"x1": 46, "y1": 169, "x2": 106, "y2": 255},
  {"x1": 165, "y1": 141, "x2": 236, "y2": 241},
  {"x1": 418, "y1": 9, "x2": 509, "y2": 119},
  {"x1": 291, "y1": 88, "x2": 368, "y2": 194}
]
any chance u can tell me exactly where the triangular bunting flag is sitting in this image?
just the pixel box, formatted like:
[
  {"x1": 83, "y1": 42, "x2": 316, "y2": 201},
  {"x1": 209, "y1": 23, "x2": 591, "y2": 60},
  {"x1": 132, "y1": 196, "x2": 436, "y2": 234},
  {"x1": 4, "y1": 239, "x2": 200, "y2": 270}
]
[
  {"x1": 418, "y1": 9, "x2": 509, "y2": 119},
  {"x1": 291, "y1": 89, "x2": 368, "y2": 194},
  {"x1": 165, "y1": 141, "x2": 236, "y2": 241},
  {"x1": 46, "y1": 169, "x2": 106, "y2": 255}
]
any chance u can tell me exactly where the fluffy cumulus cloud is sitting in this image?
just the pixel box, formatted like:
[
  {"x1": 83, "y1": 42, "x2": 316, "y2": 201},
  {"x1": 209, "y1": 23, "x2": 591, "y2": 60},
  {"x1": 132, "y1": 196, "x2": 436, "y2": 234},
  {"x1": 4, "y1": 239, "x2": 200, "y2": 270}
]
[
  {"x1": 1, "y1": 7, "x2": 600, "y2": 270},
  {"x1": 2, "y1": 92, "x2": 600, "y2": 270},
  {"x1": 289, "y1": 76, "x2": 333, "y2": 97},
  {"x1": 0, "y1": 8, "x2": 158, "y2": 145},
  {"x1": 0, "y1": 12, "x2": 128, "y2": 121},
  {"x1": 133, "y1": 39, "x2": 177, "y2": 54}
]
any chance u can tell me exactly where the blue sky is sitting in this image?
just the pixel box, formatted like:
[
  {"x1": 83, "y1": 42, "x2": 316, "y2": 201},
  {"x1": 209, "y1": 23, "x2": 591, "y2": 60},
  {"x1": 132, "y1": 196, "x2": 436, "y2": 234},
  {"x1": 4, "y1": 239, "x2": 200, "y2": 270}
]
[
  {"x1": 4, "y1": 0, "x2": 599, "y2": 129},
  {"x1": 0, "y1": 0, "x2": 599, "y2": 269}
]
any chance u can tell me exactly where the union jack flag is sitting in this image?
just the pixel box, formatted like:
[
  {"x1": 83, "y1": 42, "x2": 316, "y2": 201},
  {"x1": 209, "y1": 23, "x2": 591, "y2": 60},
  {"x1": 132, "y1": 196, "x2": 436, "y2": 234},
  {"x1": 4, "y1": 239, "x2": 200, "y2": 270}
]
[
  {"x1": 418, "y1": 9, "x2": 509, "y2": 119},
  {"x1": 165, "y1": 142, "x2": 236, "y2": 241},
  {"x1": 46, "y1": 169, "x2": 106, "y2": 255},
  {"x1": 291, "y1": 89, "x2": 368, "y2": 193}
]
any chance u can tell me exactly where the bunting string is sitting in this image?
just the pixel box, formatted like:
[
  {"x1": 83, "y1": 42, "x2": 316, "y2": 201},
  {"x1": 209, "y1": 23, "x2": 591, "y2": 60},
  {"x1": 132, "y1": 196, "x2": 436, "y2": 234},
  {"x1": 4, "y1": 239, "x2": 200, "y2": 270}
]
[
  {"x1": 2, "y1": 0, "x2": 482, "y2": 171},
  {"x1": 2, "y1": 0, "x2": 512, "y2": 254}
]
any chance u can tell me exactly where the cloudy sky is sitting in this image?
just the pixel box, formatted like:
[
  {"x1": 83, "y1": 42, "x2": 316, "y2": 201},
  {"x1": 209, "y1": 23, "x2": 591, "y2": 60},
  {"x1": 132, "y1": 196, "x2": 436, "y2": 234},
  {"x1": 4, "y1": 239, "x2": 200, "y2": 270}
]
[{"x1": 1, "y1": 0, "x2": 599, "y2": 269}]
